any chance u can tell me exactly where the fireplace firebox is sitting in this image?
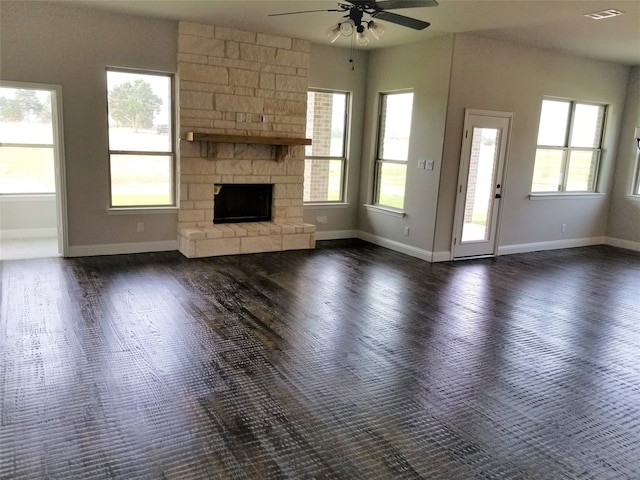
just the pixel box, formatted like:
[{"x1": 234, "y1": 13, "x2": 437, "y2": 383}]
[{"x1": 213, "y1": 184, "x2": 273, "y2": 224}]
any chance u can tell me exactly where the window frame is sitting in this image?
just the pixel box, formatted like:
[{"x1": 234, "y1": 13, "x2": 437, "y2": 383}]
[
  {"x1": 303, "y1": 88, "x2": 350, "y2": 204},
  {"x1": 106, "y1": 67, "x2": 176, "y2": 209},
  {"x1": 373, "y1": 90, "x2": 414, "y2": 210},
  {"x1": 531, "y1": 97, "x2": 607, "y2": 194},
  {"x1": 0, "y1": 85, "x2": 57, "y2": 195},
  {"x1": 633, "y1": 146, "x2": 640, "y2": 197}
]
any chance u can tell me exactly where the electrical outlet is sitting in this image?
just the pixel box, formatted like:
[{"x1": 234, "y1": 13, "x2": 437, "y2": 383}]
[
  {"x1": 561, "y1": 224, "x2": 567, "y2": 233},
  {"x1": 404, "y1": 226, "x2": 410, "y2": 236},
  {"x1": 136, "y1": 222, "x2": 144, "y2": 233},
  {"x1": 316, "y1": 215, "x2": 328, "y2": 225}
]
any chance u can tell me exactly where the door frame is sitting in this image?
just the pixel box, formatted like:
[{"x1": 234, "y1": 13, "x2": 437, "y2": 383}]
[
  {"x1": 0, "y1": 80, "x2": 68, "y2": 256},
  {"x1": 451, "y1": 109, "x2": 513, "y2": 260}
]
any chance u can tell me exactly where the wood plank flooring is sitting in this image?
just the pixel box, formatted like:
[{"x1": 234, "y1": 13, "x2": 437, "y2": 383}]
[{"x1": 1, "y1": 240, "x2": 640, "y2": 479}]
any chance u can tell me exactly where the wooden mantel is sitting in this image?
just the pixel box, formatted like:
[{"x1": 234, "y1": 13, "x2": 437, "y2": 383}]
[{"x1": 185, "y1": 132, "x2": 312, "y2": 162}]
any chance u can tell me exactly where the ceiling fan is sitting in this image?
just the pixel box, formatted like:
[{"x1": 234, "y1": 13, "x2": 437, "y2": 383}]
[{"x1": 269, "y1": 0, "x2": 438, "y2": 46}]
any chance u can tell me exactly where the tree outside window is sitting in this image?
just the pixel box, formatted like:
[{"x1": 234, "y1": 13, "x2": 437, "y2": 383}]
[{"x1": 108, "y1": 80, "x2": 162, "y2": 132}]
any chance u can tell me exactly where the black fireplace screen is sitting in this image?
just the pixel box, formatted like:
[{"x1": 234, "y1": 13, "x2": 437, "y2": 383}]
[{"x1": 213, "y1": 184, "x2": 273, "y2": 224}]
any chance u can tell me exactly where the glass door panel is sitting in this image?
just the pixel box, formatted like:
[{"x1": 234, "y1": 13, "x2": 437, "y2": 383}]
[{"x1": 461, "y1": 127, "x2": 500, "y2": 243}]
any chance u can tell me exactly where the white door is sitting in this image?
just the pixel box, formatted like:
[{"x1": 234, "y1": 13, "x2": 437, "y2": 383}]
[{"x1": 452, "y1": 110, "x2": 511, "y2": 259}]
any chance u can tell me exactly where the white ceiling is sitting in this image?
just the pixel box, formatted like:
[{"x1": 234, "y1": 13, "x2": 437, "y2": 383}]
[{"x1": 61, "y1": 0, "x2": 640, "y2": 66}]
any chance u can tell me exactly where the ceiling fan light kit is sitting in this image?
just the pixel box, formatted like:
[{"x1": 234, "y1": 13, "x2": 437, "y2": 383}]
[
  {"x1": 340, "y1": 18, "x2": 356, "y2": 36},
  {"x1": 327, "y1": 24, "x2": 342, "y2": 42},
  {"x1": 356, "y1": 28, "x2": 371, "y2": 46},
  {"x1": 368, "y1": 20, "x2": 385, "y2": 40},
  {"x1": 272, "y1": 0, "x2": 437, "y2": 46}
]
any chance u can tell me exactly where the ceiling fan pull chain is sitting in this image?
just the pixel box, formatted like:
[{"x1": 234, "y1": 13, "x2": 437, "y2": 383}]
[{"x1": 350, "y1": 35, "x2": 356, "y2": 70}]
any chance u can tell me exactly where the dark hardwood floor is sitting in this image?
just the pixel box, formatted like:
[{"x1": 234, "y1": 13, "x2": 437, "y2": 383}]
[{"x1": 1, "y1": 240, "x2": 640, "y2": 479}]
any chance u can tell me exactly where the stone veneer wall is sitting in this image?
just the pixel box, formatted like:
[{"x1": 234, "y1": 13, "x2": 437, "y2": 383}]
[{"x1": 177, "y1": 21, "x2": 315, "y2": 257}]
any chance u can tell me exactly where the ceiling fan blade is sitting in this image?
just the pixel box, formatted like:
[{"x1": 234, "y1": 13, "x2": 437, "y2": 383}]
[
  {"x1": 371, "y1": 10, "x2": 430, "y2": 29},
  {"x1": 373, "y1": 0, "x2": 438, "y2": 10},
  {"x1": 268, "y1": 9, "x2": 342, "y2": 17}
]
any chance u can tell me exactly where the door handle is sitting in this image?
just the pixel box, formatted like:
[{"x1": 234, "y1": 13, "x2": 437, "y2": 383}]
[{"x1": 495, "y1": 193, "x2": 502, "y2": 199}]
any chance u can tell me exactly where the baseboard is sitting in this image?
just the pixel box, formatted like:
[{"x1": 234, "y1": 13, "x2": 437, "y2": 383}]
[
  {"x1": 63, "y1": 233, "x2": 638, "y2": 260},
  {"x1": 498, "y1": 236, "x2": 606, "y2": 256},
  {"x1": 605, "y1": 237, "x2": 640, "y2": 253},
  {"x1": 67, "y1": 240, "x2": 178, "y2": 257},
  {"x1": 357, "y1": 231, "x2": 435, "y2": 262},
  {"x1": 315, "y1": 229, "x2": 359, "y2": 241},
  {"x1": 0, "y1": 228, "x2": 57, "y2": 239},
  {"x1": 431, "y1": 250, "x2": 452, "y2": 262},
  {"x1": 315, "y1": 230, "x2": 450, "y2": 262}
]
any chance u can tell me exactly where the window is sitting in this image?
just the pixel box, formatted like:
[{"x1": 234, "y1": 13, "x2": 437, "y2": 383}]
[
  {"x1": 107, "y1": 69, "x2": 174, "y2": 207},
  {"x1": 634, "y1": 145, "x2": 640, "y2": 196},
  {"x1": 0, "y1": 87, "x2": 55, "y2": 194},
  {"x1": 304, "y1": 90, "x2": 349, "y2": 203},
  {"x1": 531, "y1": 98, "x2": 607, "y2": 193},
  {"x1": 374, "y1": 92, "x2": 414, "y2": 209}
]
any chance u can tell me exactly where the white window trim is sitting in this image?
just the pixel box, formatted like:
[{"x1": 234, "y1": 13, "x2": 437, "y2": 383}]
[
  {"x1": 531, "y1": 98, "x2": 607, "y2": 195},
  {"x1": 363, "y1": 203, "x2": 406, "y2": 217},
  {"x1": 304, "y1": 202, "x2": 349, "y2": 209},
  {"x1": 373, "y1": 90, "x2": 413, "y2": 209},
  {"x1": 106, "y1": 67, "x2": 176, "y2": 209},
  {"x1": 0, "y1": 194, "x2": 56, "y2": 202},
  {"x1": 106, "y1": 206, "x2": 178, "y2": 215},
  {"x1": 632, "y1": 152, "x2": 640, "y2": 196},
  {"x1": 528, "y1": 193, "x2": 605, "y2": 201},
  {"x1": 304, "y1": 89, "x2": 350, "y2": 204}
]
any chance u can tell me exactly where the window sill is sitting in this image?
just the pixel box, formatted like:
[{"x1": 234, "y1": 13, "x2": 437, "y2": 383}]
[
  {"x1": 363, "y1": 204, "x2": 406, "y2": 218},
  {"x1": 107, "y1": 207, "x2": 179, "y2": 215},
  {"x1": 0, "y1": 194, "x2": 55, "y2": 202},
  {"x1": 528, "y1": 193, "x2": 605, "y2": 201},
  {"x1": 304, "y1": 202, "x2": 349, "y2": 209},
  {"x1": 627, "y1": 195, "x2": 640, "y2": 201}
]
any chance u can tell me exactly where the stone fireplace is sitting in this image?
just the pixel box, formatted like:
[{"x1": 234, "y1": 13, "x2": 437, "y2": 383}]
[{"x1": 176, "y1": 21, "x2": 315, "y2": 258}]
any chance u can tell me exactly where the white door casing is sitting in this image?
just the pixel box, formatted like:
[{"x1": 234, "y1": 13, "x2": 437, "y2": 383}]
[
  {"x1": 0, "y1": 81, "x2": 68, "y2": 256},
  {"x1": 452, "y1": 109, "x2": 512, "y2": 259}
]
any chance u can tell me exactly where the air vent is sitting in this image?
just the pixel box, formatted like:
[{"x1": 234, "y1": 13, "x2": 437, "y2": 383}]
[{"x1": 584, "y1": 9, "x2": 625, "y2": 20}]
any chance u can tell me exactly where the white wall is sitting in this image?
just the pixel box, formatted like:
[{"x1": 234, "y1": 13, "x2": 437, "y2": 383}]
[
  {"x1": 434, "y1": 34, "x2": 630, "y2": 255},
  {"x1": 606, "y1": 66, "x2": 640, "y2": 249},
  {"x1": 0, "y1": 196, "x2": 57, "y2": 237},
  {"x1": 1, "y1": 1, "x2": 178, "y2": 252},
  {"x1": 305, "y1": 44, "x2": 369, "y2": 237},
  {"x1": 3, "y1": 1, "x2": 636, "y2": 258},
  {"x1": 357, "y1": 35, "x2": 454, "y2": 257}
]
